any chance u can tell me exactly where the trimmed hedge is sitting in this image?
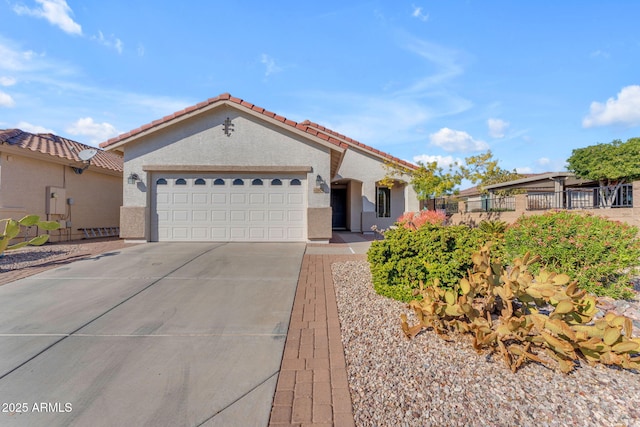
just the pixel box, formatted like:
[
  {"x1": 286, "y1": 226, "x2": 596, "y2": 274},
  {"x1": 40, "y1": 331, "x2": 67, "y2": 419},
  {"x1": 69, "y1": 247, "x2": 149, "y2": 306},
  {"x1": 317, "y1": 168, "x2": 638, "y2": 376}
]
[
  {"x1": 368, "y1": 224, "x2": 495, "y2": 301},
  {"x1": 504, "y1": 211, "x2": 640, "y2": 299}
]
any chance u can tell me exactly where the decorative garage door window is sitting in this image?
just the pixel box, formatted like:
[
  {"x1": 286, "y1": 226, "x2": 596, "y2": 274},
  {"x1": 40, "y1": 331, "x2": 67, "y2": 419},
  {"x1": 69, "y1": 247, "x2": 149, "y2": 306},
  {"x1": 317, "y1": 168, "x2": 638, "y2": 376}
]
[{"x1": 151, "y1": 174, "x2": 307, "y2": 242}]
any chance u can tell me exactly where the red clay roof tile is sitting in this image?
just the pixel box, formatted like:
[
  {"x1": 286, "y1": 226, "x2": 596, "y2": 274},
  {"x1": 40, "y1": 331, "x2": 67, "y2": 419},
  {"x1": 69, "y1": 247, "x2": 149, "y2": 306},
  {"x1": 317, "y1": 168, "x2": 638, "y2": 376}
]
[
  {"x1": 98, "y1": 93, "x2": 417, "y2": 170},
  {"x1": 0, "y1": 129, "x2": 123, "y2": 173}
]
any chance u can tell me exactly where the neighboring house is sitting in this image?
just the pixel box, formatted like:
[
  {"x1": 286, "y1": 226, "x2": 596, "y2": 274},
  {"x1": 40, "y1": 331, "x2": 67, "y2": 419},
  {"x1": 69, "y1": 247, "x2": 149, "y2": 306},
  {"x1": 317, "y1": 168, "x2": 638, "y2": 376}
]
[
  {"x1": 445, "y1": 171, "x2": 639, "y2": 227},
  {"x1": 100, "y1": 93, "x2": 419, "y2": 243},
  {"x1": 0, "y1": 129, "x2": 123, "y2": 242}
]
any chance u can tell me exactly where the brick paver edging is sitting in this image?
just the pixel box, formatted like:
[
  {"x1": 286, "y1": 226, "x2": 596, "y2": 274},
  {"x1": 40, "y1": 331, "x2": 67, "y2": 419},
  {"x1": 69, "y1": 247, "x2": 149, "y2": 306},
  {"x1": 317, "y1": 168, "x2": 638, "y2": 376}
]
[{"x1": 269, "y1": 254, "x2": 364, "y2": 427}]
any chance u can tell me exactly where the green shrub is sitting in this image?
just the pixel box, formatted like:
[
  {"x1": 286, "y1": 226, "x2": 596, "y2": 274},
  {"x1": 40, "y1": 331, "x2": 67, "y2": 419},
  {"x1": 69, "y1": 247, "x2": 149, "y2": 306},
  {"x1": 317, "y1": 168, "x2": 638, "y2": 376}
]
[
  {"x1": 368, "y1": 224, "x2": 497, "y2": 301},
  {"x1": 504, "y1": 211, "x2": 640, "y2": 299}
]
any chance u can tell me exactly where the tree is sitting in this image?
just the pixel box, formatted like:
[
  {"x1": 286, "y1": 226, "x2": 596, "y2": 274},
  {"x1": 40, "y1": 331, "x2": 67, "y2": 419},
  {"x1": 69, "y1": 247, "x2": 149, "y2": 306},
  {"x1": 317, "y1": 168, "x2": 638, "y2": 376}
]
[
  {"x1": 381, "y1": 159, "x2": 462, "y2": 201},
  {"x1": 567, "y1": 138, "x2": 640, "y2": 207},
  {"x1": 461, "y1": 150, "x2": 523, "y2": 195},
  {"x1": 382, "y1": 150, "x2": 522, "y2": 202}
]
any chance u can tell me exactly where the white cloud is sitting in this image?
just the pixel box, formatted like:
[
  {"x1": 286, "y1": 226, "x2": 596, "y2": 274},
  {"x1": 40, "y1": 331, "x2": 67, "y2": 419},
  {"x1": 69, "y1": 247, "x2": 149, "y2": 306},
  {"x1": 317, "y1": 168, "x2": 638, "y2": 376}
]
[
  {"x1": 537, "y1": 157, "x2": 550, "y2": 166},
  {"x1": 137, "y1": 43, "x2": 145, "y2": 57},
  {"x1": 411, "y1": 5, "x2": 429, "y2": 21},
  {"x1": 429, "y1": 127, "x2": 489, "y2": 152},
  {"x1": 16, "y1": 121, "x2": 54, "y2": 134},
  {"x1": 515, "y1": 166, "x2": 533, "y2": 174},
  {"x1": 0, "y1": 76, "x2": 17, "y2": 86},
  {"x1": 487, "y1": 118, "x2": 509, "y2": 138},
  {"x1": 66, "y1": 117, "x2": 118, "y2": 144},
  {"x1": 261, "y1": 54, "x2": 283, "y2": 77},
  {"x1": 583, "y1": 85, "x2": 640, "y2": 128},
  {"x1": 413, "y1": 154, "x2": 462, "y2": 169},
  {"x1": 92, "y1": 31, "x2": 123, "y2": 54},
  {"x1": 14, "y1": 0, "x2": 82, "y2": 35},
  {"x1": 0, "y1": 91, "x2": 15, "y2": 107},
  {"x1": 590, "y1": 50, "x2": 609, "y2": 59}
]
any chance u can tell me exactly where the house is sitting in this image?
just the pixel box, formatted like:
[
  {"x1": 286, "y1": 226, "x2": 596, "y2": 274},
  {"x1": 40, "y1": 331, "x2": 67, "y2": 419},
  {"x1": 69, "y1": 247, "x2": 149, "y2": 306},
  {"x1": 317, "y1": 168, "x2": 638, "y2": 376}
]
[
  {"x1": 0, "y1": 129, "x2": 123, "y2": 242},
  {"x1": 445, "y1": 171, "x2": 639, "y2": 227},
  {"x1": 100, "y1": 93, "x2": 420, "y2": 242}
]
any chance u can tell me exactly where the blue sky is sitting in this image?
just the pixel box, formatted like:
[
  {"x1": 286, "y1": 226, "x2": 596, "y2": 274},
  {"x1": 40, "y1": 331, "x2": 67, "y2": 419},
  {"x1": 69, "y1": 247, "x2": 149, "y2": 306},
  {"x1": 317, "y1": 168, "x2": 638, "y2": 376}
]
[{"x1": 1, "y1": 1, "x2": 640, "y2": 176}]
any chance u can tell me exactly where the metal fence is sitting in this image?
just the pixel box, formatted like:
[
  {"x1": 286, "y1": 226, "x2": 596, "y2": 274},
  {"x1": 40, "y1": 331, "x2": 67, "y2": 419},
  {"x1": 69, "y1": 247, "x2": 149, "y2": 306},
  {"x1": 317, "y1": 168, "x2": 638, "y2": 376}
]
[
  {"x1": 434, "y1": 198, "x2": 459, "y2": 214},
  {"x1": 527, "y1": 184, "x2": 633, "y2": 210},
  {"x1": 465, "y1": 196, "x2": 515, "y2": 213}
]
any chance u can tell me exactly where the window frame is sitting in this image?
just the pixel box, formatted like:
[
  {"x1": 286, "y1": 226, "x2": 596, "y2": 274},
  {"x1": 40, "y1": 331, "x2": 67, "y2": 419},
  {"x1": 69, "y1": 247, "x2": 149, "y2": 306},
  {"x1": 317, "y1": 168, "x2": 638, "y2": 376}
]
[{"x1": 376, "y1": 186, "x2": 391, "y2": 218}]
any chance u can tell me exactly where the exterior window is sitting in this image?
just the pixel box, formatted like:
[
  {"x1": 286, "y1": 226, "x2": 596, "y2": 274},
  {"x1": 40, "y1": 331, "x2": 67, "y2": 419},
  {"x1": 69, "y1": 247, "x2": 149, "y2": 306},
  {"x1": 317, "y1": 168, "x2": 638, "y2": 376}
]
[
  {"x1": 271, "y1": 179, "x2": 282, "y2": 186},
  {"x1": 156, "y1": 178, "x2": 167, "y2": 185},
  {"x1": 194, "y1": 178, "x2": 206, "y2": 185},
  {"x1": 252, "y1": 179, "x2": 264, "y2": 186},
  {"x1": 175, "y1": 178, "x2": 187, "y2": 185},
  {"x1": 376, "y1": 187, "x2": 391, "y2": 218},
  {"x1": 214, "y1": 178, "x2": 225, "y2": 185},
  {"x1": 233, "y1": 178, "x2": 244, "y2": 186},
  {"x1": 290, "y1": 179, "x2": 301, "y2": 186}
]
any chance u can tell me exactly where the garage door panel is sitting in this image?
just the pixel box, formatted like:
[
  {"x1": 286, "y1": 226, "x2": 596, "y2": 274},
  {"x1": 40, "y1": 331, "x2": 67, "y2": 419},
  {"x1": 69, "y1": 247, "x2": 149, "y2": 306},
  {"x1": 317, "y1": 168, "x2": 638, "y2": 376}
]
[
  {"x1": 288, "y1": 228, "x2": 304, "y2": 239},
  {"x1": 173, "y1": 193, "x2": 189, "y2": 204},
  {"x1": 212, "y1": 194, "x2": 226, "y2": 204},
  {"x1": 230, "y1": 210, "x2": 246, "y2": 222},
  {"x1": 157, "y1": 210, "x2": 170, "y2": 222},
  {"x1": 211, "y1": 210, "x2": 227, "y2": 221},
  {"x1": 211, "y1": 227, "x2": 227, "y2": 239},
  {"x1": 172, "y1": 227, "x2": 189, "y2": 239},
  {"x1": 192, "y1": 193, "x2": 208, "y2": 204},
  {"x1": 191, "y1": 227, "x2": 209, "y2": 239},
  {"x1": 269, "y1": 194, "x2": 284, "y2": 204},
  {"x1": 249, "y1": 210, "x2": 265, "y2": 221},
  {"x1": 157, "y1": 193, "x2": 170, "y2": 204},
  {"x1": 153, "y1": 173, "x2": 307, "y2": 242},
  {"x1": 249, "y1": 228, "x2": 266, "y2": 239},
  {"x1": 230, "y1": 194, "x2": 246, "y2": 204},
  {"x1": 192, "y1": 210, "x2": 208, "y2": 221},
  {"x1": 288, "y1": 193, "x2": 304, "y2": 204},
  {"x1": 230, "y1": 227, "x2": 247, "y2": 240},
  {"x1": 288, "y1": 210, "x2": 304, "y2": 221},
  {"x1": 173, "y1": 210, "x2": 189, "y2": 221},
  {"x1": 249, "y1": 193, "x2": 265, "y2": 204}
]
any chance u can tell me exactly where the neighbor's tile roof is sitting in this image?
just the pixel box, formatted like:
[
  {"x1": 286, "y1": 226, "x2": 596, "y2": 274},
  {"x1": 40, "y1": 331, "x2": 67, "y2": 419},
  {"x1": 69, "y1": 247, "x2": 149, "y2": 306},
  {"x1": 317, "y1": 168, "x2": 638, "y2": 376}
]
[
  {"x1": 100, "y1": 93, "x2": 417, "y2": 170},
  {"x1": 0, "y1": 129, "x2": 123, "y2": 173}
]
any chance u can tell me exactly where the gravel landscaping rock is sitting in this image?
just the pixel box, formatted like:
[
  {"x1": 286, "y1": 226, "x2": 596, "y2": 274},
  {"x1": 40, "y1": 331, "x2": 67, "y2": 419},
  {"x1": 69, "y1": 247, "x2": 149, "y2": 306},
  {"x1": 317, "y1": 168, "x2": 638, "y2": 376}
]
[
  {"x1": 0, "y1": 245, "x2": 80, "y2": 272},
  {"x1": 332, "y1": 260, "x2": 640, "y2": 427}
]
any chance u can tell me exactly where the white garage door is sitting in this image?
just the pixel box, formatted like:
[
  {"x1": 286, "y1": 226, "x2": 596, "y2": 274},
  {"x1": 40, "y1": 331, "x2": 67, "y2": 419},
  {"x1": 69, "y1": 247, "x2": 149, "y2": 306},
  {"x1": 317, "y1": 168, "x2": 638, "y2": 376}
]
[{"x1": 151, "y1": 173, "x2": 307, "y2": 242}]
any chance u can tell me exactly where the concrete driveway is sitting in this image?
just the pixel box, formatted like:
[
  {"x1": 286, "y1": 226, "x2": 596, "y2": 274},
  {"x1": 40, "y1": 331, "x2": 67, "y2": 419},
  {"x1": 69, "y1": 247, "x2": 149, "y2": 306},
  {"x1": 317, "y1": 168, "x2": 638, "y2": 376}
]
[{"x1": 0, "y1": 242, "x2": 305, "y2": 426}]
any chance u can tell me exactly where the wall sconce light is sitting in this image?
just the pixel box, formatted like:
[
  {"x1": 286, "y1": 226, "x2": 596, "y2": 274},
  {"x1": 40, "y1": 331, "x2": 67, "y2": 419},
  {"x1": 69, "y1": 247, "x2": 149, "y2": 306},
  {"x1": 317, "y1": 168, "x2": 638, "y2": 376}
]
[
  {"x1": 314, "y1": 174, "x2": 326, "y2": 193},
  {"x1": 127, "y1": 173, "x2": 140, "y2": 184}
]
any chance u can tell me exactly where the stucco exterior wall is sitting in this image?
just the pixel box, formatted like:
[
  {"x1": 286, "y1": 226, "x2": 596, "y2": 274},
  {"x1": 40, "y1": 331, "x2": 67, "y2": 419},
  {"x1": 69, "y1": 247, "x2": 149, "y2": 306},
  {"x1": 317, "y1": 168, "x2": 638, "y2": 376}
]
[
  {"x1": 120, "y1": 107, "x2": 333, "y2": 240},
  {"x1": 0, "y1": 152, "x2": 122, "y2": 242},
  {"x1": 336, "y1": 148, "x2": 417, "y2": 231}
]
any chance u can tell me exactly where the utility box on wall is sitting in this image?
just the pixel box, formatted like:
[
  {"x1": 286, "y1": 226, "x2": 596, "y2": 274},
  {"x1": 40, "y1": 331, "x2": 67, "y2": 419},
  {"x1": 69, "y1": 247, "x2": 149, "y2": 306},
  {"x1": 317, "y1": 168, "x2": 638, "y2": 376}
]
[{"x1": 46, "y1": 186, "x2": 66, "y2": 215}]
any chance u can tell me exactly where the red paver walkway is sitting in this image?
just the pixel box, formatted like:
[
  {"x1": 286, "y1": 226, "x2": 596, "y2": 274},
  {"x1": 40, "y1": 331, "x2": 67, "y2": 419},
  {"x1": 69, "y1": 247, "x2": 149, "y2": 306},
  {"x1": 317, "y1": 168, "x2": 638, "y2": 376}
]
[{"x1": 269, "y1": 253, "x2": 364, "y2": 427}]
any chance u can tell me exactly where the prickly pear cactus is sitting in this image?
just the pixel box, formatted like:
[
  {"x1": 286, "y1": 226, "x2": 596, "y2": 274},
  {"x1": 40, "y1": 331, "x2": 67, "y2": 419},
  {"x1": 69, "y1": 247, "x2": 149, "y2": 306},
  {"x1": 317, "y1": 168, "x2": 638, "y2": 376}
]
[
  {"x1": 0, "y1": 215, "x2": 61, "y2": 255},
  {"x1": 401, "y1": 245, "x2": 640, "y2": 373}
]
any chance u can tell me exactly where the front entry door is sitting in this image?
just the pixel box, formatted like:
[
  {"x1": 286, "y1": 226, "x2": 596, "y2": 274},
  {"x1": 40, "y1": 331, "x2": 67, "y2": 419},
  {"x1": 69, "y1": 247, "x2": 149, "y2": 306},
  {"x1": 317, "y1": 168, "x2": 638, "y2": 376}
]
[{"x1": 331, "y1": 188, "x2": 347, "y2": 229}]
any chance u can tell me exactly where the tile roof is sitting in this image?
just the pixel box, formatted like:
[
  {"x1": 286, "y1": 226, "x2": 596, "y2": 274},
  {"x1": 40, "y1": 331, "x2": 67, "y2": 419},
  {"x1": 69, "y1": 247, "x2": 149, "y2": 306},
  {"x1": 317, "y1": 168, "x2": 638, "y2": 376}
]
[
  {"x1": 100, "y1": 93, "x2": 417, "y2": 170},
  {"x1": 0, "y1": 129, "x2": 123, "y2": 173}
]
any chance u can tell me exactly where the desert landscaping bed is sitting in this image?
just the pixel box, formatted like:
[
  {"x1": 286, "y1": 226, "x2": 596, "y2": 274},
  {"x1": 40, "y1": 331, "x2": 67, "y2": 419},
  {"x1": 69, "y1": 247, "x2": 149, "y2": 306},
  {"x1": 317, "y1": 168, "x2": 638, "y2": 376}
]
[{"x1": 332, "y1": 260, "x2": 640, "y2": 427}]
